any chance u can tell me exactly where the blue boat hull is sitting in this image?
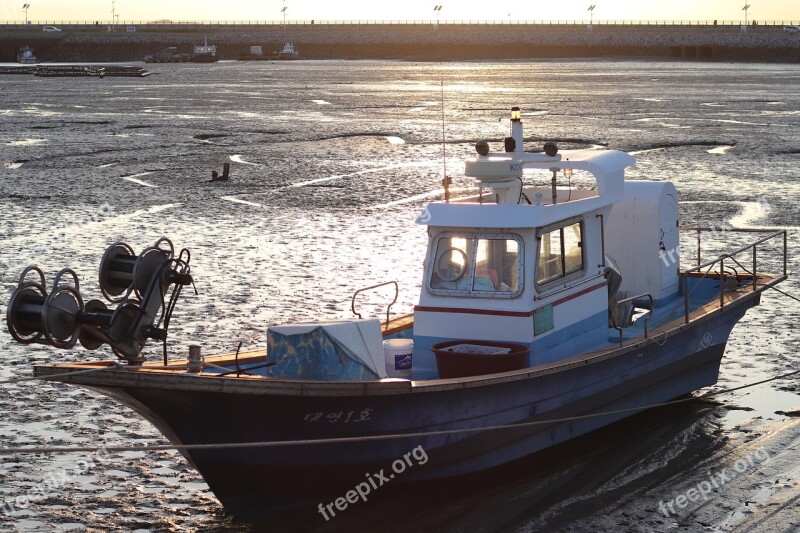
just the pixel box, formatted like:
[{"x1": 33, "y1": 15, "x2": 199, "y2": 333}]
[{"x1": 88, "y1": 298, "x2": 750, "y2": 518}]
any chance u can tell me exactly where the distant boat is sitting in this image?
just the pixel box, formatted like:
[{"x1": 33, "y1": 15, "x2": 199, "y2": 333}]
[
  {"x1": 145, "y1": 46, "x2": 189, "y2": 63},
  {"x1": 17, "y1": 46, "x2": 38, "y2": 64},
  {"x1": 191, "y1": 36, "x2": 219, "y2": 63},
  {"x1": 278, "y1": 41, "x2": 299, "y2": 60}
]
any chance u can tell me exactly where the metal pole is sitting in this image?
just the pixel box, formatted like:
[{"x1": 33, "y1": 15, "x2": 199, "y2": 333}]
[
  {"x1": 441, "y1": 80, "x2": 449, "y2": 202},
  {"x1": 696, "y1": 229, "x2": 701, "y2": 266},
  {"x1": 784, "y1": 230, "x2": 788, "y2": 277},
  {"x1": 597, "y1": 214, "x2": 606, "y2": 268},
  {"x1": 684, "y1": 275, "x2": 690, "y2": 324},
  {"x1": 752, "y1": 245, "x2": 757, "y2": 292},
  {"x1": 719, "y1": 257, "x2": 725, "y2": 308}
]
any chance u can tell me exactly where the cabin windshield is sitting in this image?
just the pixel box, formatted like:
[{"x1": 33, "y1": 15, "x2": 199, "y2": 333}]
[
  {"x1": 536, "y1": 220, "x2": 585, "y2": 287},
  {"x1": 428, "y1": 233, "x2": 522, "y2": 297}
]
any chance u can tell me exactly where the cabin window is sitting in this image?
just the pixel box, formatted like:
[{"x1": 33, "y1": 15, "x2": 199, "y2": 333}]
[
  {"x1": 536, "y1": 221, "x2": 584, "y2": 287},
  {"x1": 429, "y1": 233, "x2": 523, "y2": 297}
]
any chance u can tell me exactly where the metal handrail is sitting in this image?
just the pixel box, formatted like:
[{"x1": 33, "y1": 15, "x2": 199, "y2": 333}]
[
  {"x1": 680, "y1": 226, "x2": 785, "y2": 267},
  {"x1": 611, "y1": 292, "x2": 653, "y2": 346},
  {"x1": 680, "y1": 229, "x2": 786, "y2": 324},
  {"x1": 351, "y1": 281, "x2": 399, "y2": 331}
]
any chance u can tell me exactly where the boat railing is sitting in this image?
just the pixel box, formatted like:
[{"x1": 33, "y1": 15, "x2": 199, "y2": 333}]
[
  {"x1": 680, "y1": 228, "x2": 787, "y2": 324},
  {"x1": 612, "y1": 292, "x2": 653, "y2": 346},
  {"x1": 351, "y1": 281, "x2": 399, "y2": 332},
  {"x1": 680, "y1": 226, "x2": 787, "y2": 268}
]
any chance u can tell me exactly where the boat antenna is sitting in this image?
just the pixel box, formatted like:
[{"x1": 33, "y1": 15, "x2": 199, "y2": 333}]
[{"x1": 441, "y1": 80, "x2": 451, "y2": 203}]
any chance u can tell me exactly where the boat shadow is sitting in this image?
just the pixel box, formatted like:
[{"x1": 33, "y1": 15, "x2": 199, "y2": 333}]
[{"x1": 238, "y1": 398, "x2": 726, "y2": 532}]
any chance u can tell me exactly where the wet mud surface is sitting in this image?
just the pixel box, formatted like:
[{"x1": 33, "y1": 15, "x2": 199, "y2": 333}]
[{"x1": 0, "y1": 60, "x2": 798, "y2": 531}]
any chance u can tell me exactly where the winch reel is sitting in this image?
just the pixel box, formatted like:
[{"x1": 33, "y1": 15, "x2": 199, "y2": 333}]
[
  {"x1": 98, "y1": 237, "x2": 175, "y2": 302},
  {"x1": 6, "y1": 237, "x2": 194, "y2": 365},
  {"x1": 6, "y1": 266, "x2": 84, "y2": 348}
]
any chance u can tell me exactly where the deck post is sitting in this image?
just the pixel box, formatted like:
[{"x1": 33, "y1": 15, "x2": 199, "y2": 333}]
[
  {"x1": 753, "y1": 245, "x2": 757, "y2": 292},
  {"x1": 719, "y1": 257, "x2": 725, "y2": 308},
  {"x1": 696, "y1": 229, "x2": 701, "y2": 266},
  {"x1": 683, "y1": 275, "x2": 689, "y2": 324}
]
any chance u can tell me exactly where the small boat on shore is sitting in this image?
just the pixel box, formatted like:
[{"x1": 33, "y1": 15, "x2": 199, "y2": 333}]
[
  {"x1": 191, "y1": 36, "x2": 219, "y2": 63},
  {"x1": 0, "y1": 66, "x2": 36, "y2": 75},
  {"x1": 99, "y1": 65, "x2": 151, "y2": 77},
  {"x1": 144, "y1": 47, "x2": 189, "y2": 63},
  {"x1": 30, "y1": 65, "x2": 150, "y2": 78},
  {"x1": 278, "y1": 41, "x2": 299, "y2": 60},
  {"x1": 34, "y1": 65, "x2": 104, "y2": 77},
  {"x1": 17, "y1": 45, "x2": 38, "y2": 64},
  {"x1": 7, "y1": 107, "x2": 788, "y2": 519}
]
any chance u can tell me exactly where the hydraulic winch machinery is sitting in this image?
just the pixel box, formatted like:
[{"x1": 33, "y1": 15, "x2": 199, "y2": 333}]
[{"x1": 6, "y1": 237, "x2": 193, "y2": 365}]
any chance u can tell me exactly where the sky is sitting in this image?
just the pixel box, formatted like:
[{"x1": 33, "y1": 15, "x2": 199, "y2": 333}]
[{"x1": 4, "y1": 1, "x2": 800, "y2": 23}]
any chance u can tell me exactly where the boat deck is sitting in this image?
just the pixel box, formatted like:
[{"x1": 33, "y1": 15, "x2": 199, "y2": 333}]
[
  {"x1": 32, "y1": 271, "x2": 783, "y2": 394},
  {"x1": 609, "y1": 272, "x2": 770, "y2": 346}
]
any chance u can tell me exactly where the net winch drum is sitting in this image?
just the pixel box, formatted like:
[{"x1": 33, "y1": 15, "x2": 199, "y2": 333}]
[
  {"x1": 5, "y1": 237, "x2": 193, "y2": 365},
  {"x1": 6, "y1": 267, "x2": 85, "y2": 349},
  {"x1": 98, "y1": 237, "x2": 175, "y2": 302}
]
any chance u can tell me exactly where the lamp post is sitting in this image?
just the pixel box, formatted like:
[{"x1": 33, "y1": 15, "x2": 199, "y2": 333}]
[
  {"x1": 111, "y1": 0, "x2": 116, "y2": 31},
  {"x1": 742, "y1": 3, "x2": 751, "y2": 25},
  {"x1": 23, "y1": 3, "x2": 30, "y2": 25},
  {"x1": 434, "y1": 5, "x2": 442, "y2": 24},
  {"x1": 282, "y1": 0, "x2": 288, "y2": 40},
  {"x1": 588, "y1": 4, "x2": 596, "y2": 26}
]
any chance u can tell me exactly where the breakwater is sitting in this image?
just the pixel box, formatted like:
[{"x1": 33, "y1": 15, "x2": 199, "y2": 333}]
[{"x1": 1, "y1": 22, "x2": 799, "y2": 62}]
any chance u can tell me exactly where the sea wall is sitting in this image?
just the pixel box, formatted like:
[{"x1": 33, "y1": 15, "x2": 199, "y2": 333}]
[{"x1": 1, "y1": 23, "x2": 799, "y2": 62}]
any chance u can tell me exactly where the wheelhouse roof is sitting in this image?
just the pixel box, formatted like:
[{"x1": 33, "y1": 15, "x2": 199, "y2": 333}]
[{"x1": 417, "y1": 148, "x2": 636, "y2": 229}]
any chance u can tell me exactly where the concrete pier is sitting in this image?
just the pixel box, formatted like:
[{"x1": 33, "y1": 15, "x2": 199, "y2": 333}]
[{"x1": 1, "y1": 22, "x2": 799, "y2": 62}]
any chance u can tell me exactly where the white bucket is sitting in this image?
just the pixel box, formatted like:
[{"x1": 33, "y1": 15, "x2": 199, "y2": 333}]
[{"x1": 383, "y1": 339, "x2": 413, "y2": 379}]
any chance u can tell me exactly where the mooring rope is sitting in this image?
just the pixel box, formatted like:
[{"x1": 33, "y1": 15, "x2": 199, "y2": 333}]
[
  {"x1": 771, "y1": 286, "x2": 800, "y2": 304},
  {"x1": 0, "y1": 364, "x2": 118, "y2": 386},
  {"x1": 0, "y1": 368, "x2": 796, "y2": 455}
]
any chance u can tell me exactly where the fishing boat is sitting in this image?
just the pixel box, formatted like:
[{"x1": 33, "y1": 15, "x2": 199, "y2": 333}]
[
  {"x1": 17, "y1": 45, "x2": 38, "y2": 64},
  {"x1": 34, "y1": 65, "x2": 104, "y2": 77},
  {"x1": 144, "y1": 46, "x2": 189, "y2": 63},
  {"x1": 278, "y1": 41, "x2": 300, "y2": 60},
  {"x1": 191, "y1": 36, "x2": 219, "y2": 63},
  {"x1": 7, "y1": 107, "x2": 787, "y2": 519}
]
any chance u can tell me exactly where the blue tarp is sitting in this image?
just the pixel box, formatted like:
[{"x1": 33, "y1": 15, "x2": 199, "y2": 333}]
[{"x1": 266, "y1": 326, "x2": 380, "y2": 381}]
